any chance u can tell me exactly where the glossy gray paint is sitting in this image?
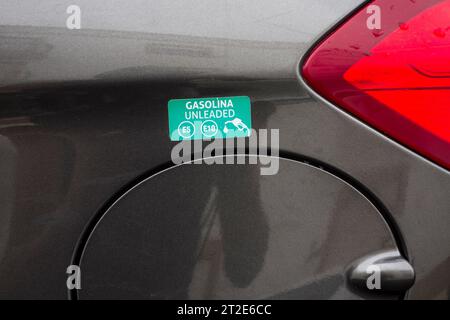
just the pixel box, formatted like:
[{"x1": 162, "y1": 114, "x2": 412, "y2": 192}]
[
  {"x1": 0, "y1": 0, "x2": 448, "y2": 299},
  {"x1": 79, "y1": 156, "x2": 399, "y2": 299},
  {"x1": 0, "y1": 0, "x2": 362, "y2": 86}
]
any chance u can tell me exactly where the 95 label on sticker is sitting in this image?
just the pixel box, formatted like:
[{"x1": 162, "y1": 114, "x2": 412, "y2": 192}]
[{"x1": 168, "y1": 96, "x2": 252, "y2": 141}]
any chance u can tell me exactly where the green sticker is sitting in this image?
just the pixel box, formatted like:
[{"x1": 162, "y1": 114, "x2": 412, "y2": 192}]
[{"x1": 168, "y1": 96, "x2": 252, "y2": 141}]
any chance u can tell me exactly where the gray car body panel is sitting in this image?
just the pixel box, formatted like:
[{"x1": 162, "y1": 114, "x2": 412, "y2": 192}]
[
  {"x1": 78, "y1": 156, "x2": 400, "y2": 300},
  {"x1": 0, "y1": 0, "x2": 448, "y2": 299}
]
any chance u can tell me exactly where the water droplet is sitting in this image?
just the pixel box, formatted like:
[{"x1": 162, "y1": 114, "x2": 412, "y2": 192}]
[
  {"x1": 399, "y1": 22, "x2": 409, "y2": 30},
  {"x1": 372, "y1": 29, "x2": 384, "y2": 37},
  {"x1": 434, "y1": 28, "x2": 446, "y2": 38}
]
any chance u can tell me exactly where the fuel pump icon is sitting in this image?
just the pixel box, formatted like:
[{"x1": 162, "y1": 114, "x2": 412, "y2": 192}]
[{"x1": 223, "y1": 118, "x2": 249, "y2": 134}]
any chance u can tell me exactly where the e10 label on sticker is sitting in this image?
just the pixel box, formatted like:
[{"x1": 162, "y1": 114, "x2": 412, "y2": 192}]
[{"x1": 168, "y1": 96, "x2": 252, "y2": 141}]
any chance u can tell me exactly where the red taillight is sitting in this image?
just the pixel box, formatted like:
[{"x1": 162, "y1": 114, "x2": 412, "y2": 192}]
[{"x1": 302, "y1": 0, "x2": 450, "y2": 170}]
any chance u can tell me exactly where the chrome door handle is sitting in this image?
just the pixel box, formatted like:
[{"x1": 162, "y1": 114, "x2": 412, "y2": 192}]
[{"x1": 347, "y1": 250, "x2": 415, "y2": 293}]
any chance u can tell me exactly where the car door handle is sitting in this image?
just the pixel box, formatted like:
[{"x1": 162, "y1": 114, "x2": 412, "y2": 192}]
[{"x1": 347, "y1": 250, "x2": 415, "y2": 293}]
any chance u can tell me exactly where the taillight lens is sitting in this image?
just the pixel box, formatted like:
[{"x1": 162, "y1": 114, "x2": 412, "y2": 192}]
[{"x1": 302, "y1": 0, "x2": 450, "y2": 170}]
